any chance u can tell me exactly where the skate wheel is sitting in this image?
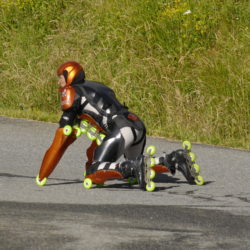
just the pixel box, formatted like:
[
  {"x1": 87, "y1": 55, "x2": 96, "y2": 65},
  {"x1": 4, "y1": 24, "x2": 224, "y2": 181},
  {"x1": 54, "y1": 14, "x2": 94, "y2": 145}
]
[
  {"x1": 80, "y1": 120, "x2": 89, "y2": 134},
  {"x1": 83, "y1": 171, "x2": 86, "y2": 177},
  {"x1": 36, "y1": 175, "x2": 47, "y2": 186},
  {"x1": 96, "y1": 183, "x2": 104, "y2": 188},
  {"x1": 150, "y1": 157, "x2": 156, "y2": 167},
  {"x1": 146, "y1": 181, "x2": 156, "y2": 192},
  {"x1": 182, "y1": 140, "x2": 192, "y2": 151},
  {"x1": 73, "y1": 126, "x2": 82, "y2": 137},
  {"x1": 150, "y1": 169, "x2": 156, "y2": 179},
  {"x1": 83, "y1": 178, "x2": 93, "y2": 189},
  {"x1": 188, "y1": 152, "x2": 196, "y2": 162},
  {"x1": 146, "y1": 145, "x2": 156, "y2": 155},
  {"x1": 96, "y1": 134, "x2": 106, "y2": 146},
  {"x1": 195, "y1": 175, "x2": 204, "y2": 186},
  {"x1": 192, "y1": 163, "x2": 200, "y2": 174},
  {"x1": 63, "y1": 125, "x2": 72, "y2": 136},
  {"x1": 128, "y1": 177, "x2": 137, "y2": 185},
  {"x1": 87, "y1": 127, "x2": 97, "y2": 141}
]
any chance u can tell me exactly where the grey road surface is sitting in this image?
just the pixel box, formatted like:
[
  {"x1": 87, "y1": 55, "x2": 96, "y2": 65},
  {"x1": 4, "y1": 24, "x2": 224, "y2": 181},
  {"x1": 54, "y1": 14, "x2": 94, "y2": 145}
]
[{"x1": 0, "y1": 116, "x2": 249, "y2": 250}]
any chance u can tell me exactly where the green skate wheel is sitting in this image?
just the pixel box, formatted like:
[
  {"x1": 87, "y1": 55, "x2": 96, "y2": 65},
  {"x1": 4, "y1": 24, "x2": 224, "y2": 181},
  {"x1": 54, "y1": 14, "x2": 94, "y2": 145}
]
[
  {"x1": 150, "y1": 169, "x2": 156, "y2": 179},
  {"x1": 83, "y1": 178, "x2": 93, "y2": 189},
  {"x1": 146, "y1": 145, "x2": 156, "y2": 155},
  {"x1": 87, "y1": 127, "x2": 97, "y2": 141},
  {"x1": 146, "y1": 181, "x2": 156, "y2": 192},
  {"x1": 195, "y1": 175, "x2": 204, "y2": 186},
  {"x1": 96, "y1": 134, "x2": 106, "y2": 146},
  {"x1": 83, "y1": 171, "x2": 86, "y2": 177},
  {"x1": 182, "y1": 140, "x2": 192, "y2": 151},
  {"x1": 80, "y1": 120, "x2": 89, "y2": 134},
  {"x1": 96, "y1": 183, "x2": 104, "y2": 188},
  {"x1": 63, "y1": 125, "x2": 72, "y2": 136},
  {"x1": 188, "y1": 152, "x2": 196, "y2": 162},
  {"x1": 150, "y1": 157, "x2": 156, "y2": 167},
  {"x1": 192, "y1": 163, "x2": 200, "y2": 174},
  {"x1": 73, "y1": 125, "x2": 82, "y2": 137},
  {"x1": 36, "y1": 175, "x2": 47, "y2": 186},
  {"x1": 128, "y1": 177, "x2": 137, "y2": 185}
]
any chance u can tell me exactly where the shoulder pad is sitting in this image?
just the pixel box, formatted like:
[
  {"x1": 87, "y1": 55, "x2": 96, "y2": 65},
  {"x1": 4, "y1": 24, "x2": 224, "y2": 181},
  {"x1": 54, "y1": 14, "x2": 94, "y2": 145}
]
[{"x1": 59, "y1": 86, "x2": 76, "y2": 110}]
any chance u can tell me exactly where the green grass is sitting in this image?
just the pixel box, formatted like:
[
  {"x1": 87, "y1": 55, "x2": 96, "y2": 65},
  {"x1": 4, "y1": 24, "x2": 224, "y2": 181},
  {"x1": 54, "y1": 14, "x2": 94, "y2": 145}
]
[{"x1": 0, "y1": 0, "x2": 249, "y2": 150}]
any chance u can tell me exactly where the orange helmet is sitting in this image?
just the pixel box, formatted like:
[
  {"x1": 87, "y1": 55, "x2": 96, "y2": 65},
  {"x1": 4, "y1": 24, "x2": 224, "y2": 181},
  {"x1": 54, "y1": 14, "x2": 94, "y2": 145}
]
[{"x1": 57, "y1": 61, "x2": 84, "y2": 86}]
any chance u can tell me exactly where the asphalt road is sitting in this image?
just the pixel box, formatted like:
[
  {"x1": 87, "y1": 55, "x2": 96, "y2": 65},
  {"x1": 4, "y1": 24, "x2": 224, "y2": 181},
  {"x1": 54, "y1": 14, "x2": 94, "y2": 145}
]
[{"x1": 0, "y1": 116, "x2": 250, "y2": 250}]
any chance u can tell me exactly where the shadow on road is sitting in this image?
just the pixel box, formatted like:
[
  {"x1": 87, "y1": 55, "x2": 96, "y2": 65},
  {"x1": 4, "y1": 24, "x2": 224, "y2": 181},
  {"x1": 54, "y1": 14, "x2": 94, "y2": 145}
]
[
  {"x1": 154, "y1": 173, "x2": 214, "y2": 186},
  {"x1": 0, "y1": 172, "x2": 82, "y2": 185}
]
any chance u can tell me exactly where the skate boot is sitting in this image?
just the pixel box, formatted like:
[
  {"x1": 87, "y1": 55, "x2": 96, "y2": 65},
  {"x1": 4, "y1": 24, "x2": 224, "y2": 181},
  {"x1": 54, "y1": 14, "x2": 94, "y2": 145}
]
[
  {"x1": 145, "y1": 142, "x2": 204, "y2": 186},
  {"x1": 120, "y1": 156, "x2": 156, "y2": 192},
  {"x1": 170, "y1": 149, "x2": 196, "y2": 184},
  {"x1": 166, "y1": 141, "x2": 204, "y2": 185}
]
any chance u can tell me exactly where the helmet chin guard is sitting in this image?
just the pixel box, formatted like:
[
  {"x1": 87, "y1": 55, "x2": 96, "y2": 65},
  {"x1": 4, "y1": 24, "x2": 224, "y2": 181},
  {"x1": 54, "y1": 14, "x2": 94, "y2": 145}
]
[{"x1": 57, "y1": 61, "x2": 84, "y2": 85}]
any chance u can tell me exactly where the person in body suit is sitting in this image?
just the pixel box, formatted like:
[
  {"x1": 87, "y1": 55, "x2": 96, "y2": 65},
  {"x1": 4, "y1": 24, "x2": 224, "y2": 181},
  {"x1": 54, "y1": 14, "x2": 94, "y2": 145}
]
[{"x1": 36, "y1": 61, "x2": 196, "y2": 189}]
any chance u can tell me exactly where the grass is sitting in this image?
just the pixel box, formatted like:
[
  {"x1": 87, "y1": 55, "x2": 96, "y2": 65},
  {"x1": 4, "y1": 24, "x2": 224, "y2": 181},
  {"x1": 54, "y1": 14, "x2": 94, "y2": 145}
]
[{"x1": 0, "y1": 0, "x2": 249, "y2": 150}]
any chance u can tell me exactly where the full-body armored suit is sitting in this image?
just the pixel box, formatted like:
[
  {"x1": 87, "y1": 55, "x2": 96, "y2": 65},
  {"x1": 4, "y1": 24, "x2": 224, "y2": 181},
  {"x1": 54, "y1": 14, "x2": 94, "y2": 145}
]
[{"x1": 37, "y1": 61, "x2": 147, "y2": 187}]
